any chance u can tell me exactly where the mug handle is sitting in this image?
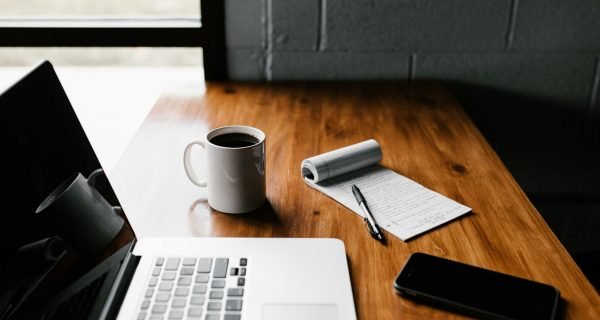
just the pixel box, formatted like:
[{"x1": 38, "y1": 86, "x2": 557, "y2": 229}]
[
  {"x1": 86, "y1": 168, "x2": 125, "y2": 219},
  {"x1": 87, "y1": 168, "x2": 104, "y2": 187},
  {"x1": 183, "y1": 140, "x2": 208, "y2": 187}
]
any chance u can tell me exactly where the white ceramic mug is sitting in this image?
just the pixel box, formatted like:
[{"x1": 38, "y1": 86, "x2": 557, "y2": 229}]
[{"x1": 183, "y1": 126, "x2": 266, "y2": 213}]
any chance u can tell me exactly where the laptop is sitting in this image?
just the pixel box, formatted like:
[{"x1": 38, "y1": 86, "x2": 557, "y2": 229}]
[{"x1": 0, "y1": 61, "x2": 356, "y2": 320}]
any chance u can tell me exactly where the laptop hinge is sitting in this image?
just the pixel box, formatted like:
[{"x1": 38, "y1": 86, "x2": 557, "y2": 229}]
[{"x1": 98, "y1": 243, "x2": 141, "y2": 320}]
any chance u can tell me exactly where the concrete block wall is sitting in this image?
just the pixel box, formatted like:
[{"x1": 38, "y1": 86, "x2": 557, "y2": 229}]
[
  {"x1": 224, "y1": 0, "x2": 600, "y2": 112},
  {"x1": 223, "y1": 0, "x2": 600, "y2": 138}
]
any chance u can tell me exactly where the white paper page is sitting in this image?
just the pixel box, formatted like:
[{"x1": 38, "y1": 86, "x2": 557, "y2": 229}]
[{"x1": 306, "y1": 165, "x2": 471, "y2": 241}]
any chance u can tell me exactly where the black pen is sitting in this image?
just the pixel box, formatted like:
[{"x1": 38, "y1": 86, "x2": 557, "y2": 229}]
[{"x1": 351, "y1": 184, "x2": 385, "y2": 242}]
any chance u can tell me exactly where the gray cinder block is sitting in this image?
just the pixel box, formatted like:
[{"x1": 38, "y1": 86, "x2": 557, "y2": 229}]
[
  {"x1": 326, "y1": 0, "x2": 511, "y2": 51},
  {"x1": 227, "y1": 49, "x2": 266, "y2": 80},
  {"x1": 225, "y1": 0, "x2": 264, "y2": 48},
  {"x1": 512, "y1": 0, "x2": 600, "y2": 51},
  {"x1": 270, "y1": 52, "x2": 409, "y2": 80},
  {"x1": 272, "y1": 0, "x2": 321, "y2": 51},
  {"x1": 414, "y1": 53, "x2": 597, "y2": 108}
]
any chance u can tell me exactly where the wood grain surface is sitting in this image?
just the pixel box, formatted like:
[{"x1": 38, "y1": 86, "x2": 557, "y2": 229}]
[{"x1": 111, "y1": 82, "x2": 600, "y2": 319}]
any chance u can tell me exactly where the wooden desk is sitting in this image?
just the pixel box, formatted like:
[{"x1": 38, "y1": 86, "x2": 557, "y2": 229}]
[{"x1": 111, "y1": 82, "x2": 600, "y2": 319}]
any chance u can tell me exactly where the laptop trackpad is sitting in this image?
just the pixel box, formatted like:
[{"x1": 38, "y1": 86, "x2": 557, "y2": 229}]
[{"x1": 262, "y1": 304, "x2": 338, "y2": 320}]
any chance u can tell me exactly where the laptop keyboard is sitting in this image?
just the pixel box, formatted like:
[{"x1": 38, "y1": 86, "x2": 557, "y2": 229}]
[{"x1": 137, "y1": 257, "x2": 247, "y2": 320}]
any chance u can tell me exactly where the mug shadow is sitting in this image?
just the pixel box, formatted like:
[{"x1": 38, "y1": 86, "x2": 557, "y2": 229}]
[{"x1": 187, "y1": 199, "x2": 285, "y2": 237}]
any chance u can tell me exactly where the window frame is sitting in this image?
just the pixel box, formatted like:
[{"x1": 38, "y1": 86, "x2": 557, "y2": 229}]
[{"x1": 0, "y1": 0, "x2": 227, "y2": 79}]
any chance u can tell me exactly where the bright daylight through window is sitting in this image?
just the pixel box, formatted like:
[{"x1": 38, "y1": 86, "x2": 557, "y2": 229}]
[{"x1": 0, "y1": 0, "x2": 202, "y2": 67}]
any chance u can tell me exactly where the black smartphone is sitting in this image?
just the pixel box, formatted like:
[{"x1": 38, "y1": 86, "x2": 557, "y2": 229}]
[{"x1": 394, "y1": 253, "x2": 560, "y2": 320}]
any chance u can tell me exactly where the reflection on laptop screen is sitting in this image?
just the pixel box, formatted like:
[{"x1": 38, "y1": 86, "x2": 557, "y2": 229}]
[{"x1": 0, "y1": 61, "x2": 135, "y2": 319}]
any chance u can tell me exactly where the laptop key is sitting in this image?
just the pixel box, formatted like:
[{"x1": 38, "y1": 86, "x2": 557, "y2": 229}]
[
  {"x1": 168, "y1": 310, "x2": 184, "y2": 319},
  {"x1": 182, "y1": 257, "x2": 197, "y2": 266},
  {"x1": 240, "y1": 268, "x2": 246, "y2": 276},
  {"x1": 230, "y1": 267, "x2": 239, "y2": 276},
  {"x1": 149, "y1": 316, "x2": 163, "y2": 320},
  {"x1": 227, "y1": 288, "x2": 244, "y2": 297},
  {"x1": 211, "y1": 280, "x2": 226, "y2": 288},
  {"x1": 240, "y1": 258, "x2": 247, "y2": 266},
  {"x1": 171, "y1": 298, "x2": 186, "y2": 308},
  {"x1": 145, "y1": 288, "x2": 154, "y2": 298},
  {"x1": 152, "y1": 267, "x2": 161, "y2": 276},
  {"x1": 213, "y1": 258, "x2": 229, "y2": 278},
  {"x1": 197, "y1": 258, "x2": 213, "y2": 273},
  {"x1": 188, "y1": 307, "x2": 203, "y2": 317},
  {"x1": 155, "y1": 292, "x2": 171, "y2": 302},
  {"x1": 180, "y1": 267, "x2": 194, "y2": 275},
  {"x1": 158, "y1": 282, "x2": 173, "y2": 291},
  {"x1": 195, "y1": 274, "x2": 209, "y2": 283},
  {"x1": 190, "y1": 295, "x2": 206, "y2": 305},
  {"x1": 193, "y1": 284, "x2": 207, "y2": 294},
  {"x1": 207, "y1": 301, "x2": 222, "y2": 311},
  {"x1": 225, "y1": 315, "x2": 241, "y2": 320},
  {"x1": 141, "y1": 299, "x2": 151, "y2": 310},
  {"x1": 155, "y1": 257, "x2": 165, "y2": 266},
  {"x1": 225, "y1": 299, "x2": 243, "y2": 311},
  {"x1": 209, "y1": 290, "x2": 224, "y2": 299},
  {"x1": 174, "y1": 287, "x2": 189, "y2": 297},
  {"x1": 165, "y1": 258, "x2": 180, "y2": 270},
  {"x1": 177, "y1": 277, "x2": 192, "y2": 286},
  {"x1": 137, "y1": 312, "x2": 146, "y2": 320},
  {"x1": 205, "y1": 315, "x2": 220, "y2": 320},
  {"x1": 149, "y1": 276, "x2": 158, "y2": 287},
  {"x1": 237, "y1": 278, "x2": 245, "y2": 286},
  {"x1": 151, "y1": 304, "x2": 167, "y2": 314},
  {"x1": 162, "y1": 271, "x2": 176, "y2": 281}
]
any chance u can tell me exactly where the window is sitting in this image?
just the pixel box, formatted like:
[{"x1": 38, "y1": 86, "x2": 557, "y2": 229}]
[
  {"x1": 0, "y1": 0, "x2": 203, "y2": 47},
  {"x1": 0, "y1": 1, "x2": 225, "y2": 78},
  {"x1": 0, "y1": 0, "x2": 199, "y2": 17}
]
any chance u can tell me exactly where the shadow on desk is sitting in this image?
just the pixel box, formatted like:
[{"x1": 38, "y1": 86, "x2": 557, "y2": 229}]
[{"x1": 447, "y1": 82, "x2": 600, "y2": 293}]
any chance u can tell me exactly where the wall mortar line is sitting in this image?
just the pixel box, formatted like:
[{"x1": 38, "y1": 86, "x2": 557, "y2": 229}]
[
  {"x1": 586, "y1": 56, "x2": 600, "y2": 134},
  {"x1": 264, "y1": 0, "x2": 273, "y2": 80},
  {"x1": 505, "y1": 0, "x2": 519, "y2": 49},
  {"x1": 316, "y1": 0, "x2": 328, "y2": 51},
  {"x1": 408, "y1": 54, "x2": 417, "y2": 82}
]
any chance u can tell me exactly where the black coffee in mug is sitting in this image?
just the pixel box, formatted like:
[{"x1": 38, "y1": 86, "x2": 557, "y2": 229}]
[{"x1": 210, "y1": 133, "x2": 259, "y2": 148}]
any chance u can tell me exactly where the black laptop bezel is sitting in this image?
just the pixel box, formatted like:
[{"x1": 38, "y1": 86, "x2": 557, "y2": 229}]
[{"x1": 1, "y1": 60, "x2": 140, "y2": 320}]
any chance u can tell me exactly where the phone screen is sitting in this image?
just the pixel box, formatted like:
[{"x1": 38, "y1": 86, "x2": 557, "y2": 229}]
[{"x1": 394, "y1": 253, "x2": 560, "y2": 320}]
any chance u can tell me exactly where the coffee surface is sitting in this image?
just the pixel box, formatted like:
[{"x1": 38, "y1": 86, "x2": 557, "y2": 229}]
[{"x1": 210, "y1": 133, "x2": 259, "y2": 148}]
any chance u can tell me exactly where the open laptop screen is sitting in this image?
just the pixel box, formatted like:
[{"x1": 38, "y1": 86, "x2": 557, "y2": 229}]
[{"x1": 0, "y1": 61, "x2": 135, "y2": 319}]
